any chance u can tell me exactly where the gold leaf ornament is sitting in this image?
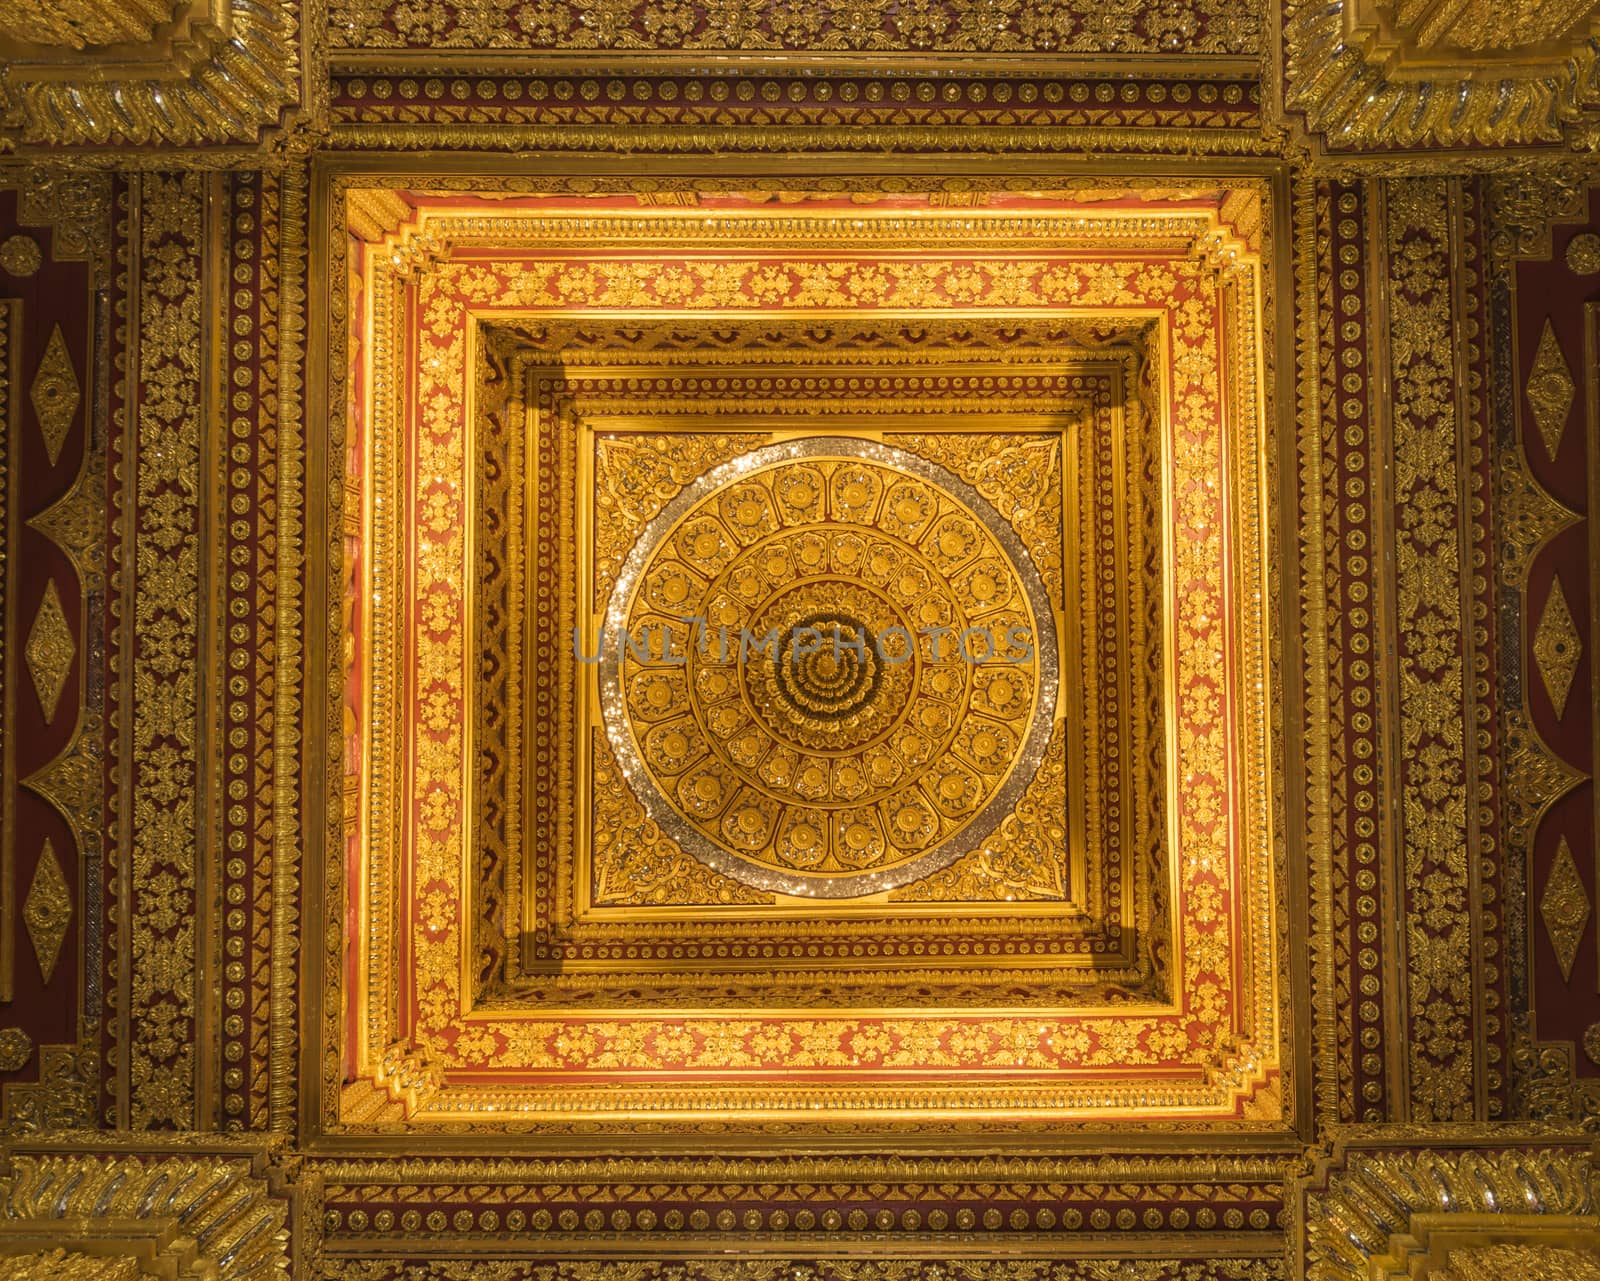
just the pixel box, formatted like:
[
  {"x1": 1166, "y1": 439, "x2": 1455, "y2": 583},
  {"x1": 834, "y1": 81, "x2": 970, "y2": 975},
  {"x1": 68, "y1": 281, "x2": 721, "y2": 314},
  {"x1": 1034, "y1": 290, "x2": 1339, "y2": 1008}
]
[
  {"x1": 0, "y1": 1027, "x2": 33, "y2": 1071},
  {"x1": 29, "y1": 325, "x2": 79, "y2": 468},
  {"x1": 0, "y1": 236, "x2": 42, "y2": 277},
  {"x1": 1567, "y1": 232, "x2": 1600, "y2": 275},
  {"x1": 23, "y1": 839, "x2": 71, "y2": 984},
  {"x1": 1526, "y1": 320, "x2": 1575, "y2": 461},
  {"x1": 1533, "y1": 575, "x2": 1582, "y2": 719},
  {"x1": 1540, "y1": 837, "x2": 1590, "y2": 982},
  {"x1": 23, "y1": 579, "x2": 74, "y2": 724}
]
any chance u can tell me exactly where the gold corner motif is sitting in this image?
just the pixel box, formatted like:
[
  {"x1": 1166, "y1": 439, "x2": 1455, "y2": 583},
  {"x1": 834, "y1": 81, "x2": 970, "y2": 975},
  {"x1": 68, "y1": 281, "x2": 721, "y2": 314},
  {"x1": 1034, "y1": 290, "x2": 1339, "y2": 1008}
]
[
  {"x1": 1301, "y1": 1136, "x2": 1600, "y2": 1281},
  {"x1": 345, "y1": 189, "x2": 415, "y2": 244},
  {"x1": 0, "y1": 0, "x2": 307, "y2": 150},
  {"x1": 1282, "y1": 0, "x2": 1600, "y2": 150},
  {"x1": 0, "y1": 1146, "x2": 294, "y2": 1280},
  {"x1": 590, "y1": 731, "x2": 772, "y2": 908}
]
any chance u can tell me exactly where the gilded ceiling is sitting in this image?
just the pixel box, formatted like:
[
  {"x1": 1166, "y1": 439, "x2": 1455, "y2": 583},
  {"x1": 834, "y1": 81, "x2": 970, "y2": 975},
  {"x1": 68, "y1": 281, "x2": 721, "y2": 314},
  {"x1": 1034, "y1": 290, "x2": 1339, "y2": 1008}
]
[{"x1": 1, "y1": 1, "x2": 1600, "y2": 1279}]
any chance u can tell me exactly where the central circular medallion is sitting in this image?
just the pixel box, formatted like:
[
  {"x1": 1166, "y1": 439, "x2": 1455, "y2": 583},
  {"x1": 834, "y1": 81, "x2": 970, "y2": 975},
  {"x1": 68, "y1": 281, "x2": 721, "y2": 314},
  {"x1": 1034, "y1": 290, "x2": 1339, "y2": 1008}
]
[
  {"x1": 601, "y1": 437, "x2": 1058, "y2": 897},
  {"x1": 773, "y1": 610, "x2": 879, "y2": 720},
  {"x1": 745, "y1": 584, "x2": 915, "y2": 756}
]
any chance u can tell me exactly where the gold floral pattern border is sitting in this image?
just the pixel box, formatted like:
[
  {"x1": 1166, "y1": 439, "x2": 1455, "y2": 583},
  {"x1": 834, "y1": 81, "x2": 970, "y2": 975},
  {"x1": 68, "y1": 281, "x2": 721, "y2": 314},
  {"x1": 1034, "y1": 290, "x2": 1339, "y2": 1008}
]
[
  {"x1": 1380, "y1": 178, "x2": 1506, "y2": 1120},
  {"x1": 339, "y1": 192, "x2": 1282, "y2": 1125},
  {"x1": 324, "y1": 0, "x2": 1259, "y2": 56}
]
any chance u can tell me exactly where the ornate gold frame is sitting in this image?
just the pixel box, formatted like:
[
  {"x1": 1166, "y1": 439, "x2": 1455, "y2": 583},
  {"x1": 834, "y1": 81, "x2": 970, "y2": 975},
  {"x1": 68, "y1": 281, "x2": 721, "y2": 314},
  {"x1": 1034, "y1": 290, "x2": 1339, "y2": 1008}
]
[
  {"x1": 324, "y1": 176, "x2": 1287, "y2": 1133},
  {"x1": 4, "y1": 0, "x2": 1600, "y2": 1262},
  {"x1": 483, "y1": 342, "x2": 1156, "y2": 997}
]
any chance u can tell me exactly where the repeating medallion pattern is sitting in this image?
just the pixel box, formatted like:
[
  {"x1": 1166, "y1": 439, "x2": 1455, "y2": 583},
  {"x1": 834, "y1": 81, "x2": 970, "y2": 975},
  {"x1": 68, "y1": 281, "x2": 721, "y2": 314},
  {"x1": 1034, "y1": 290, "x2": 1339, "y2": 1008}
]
[{"x1": 605, "y1": 442, "x2": 1056, "y2": 896}]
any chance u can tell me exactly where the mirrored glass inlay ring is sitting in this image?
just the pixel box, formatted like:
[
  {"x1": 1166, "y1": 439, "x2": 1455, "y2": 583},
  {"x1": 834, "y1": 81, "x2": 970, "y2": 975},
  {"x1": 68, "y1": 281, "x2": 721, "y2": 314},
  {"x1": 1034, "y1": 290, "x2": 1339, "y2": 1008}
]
[{"x1": 600, "y1": 436, "x2": 1060, "y2": 898}]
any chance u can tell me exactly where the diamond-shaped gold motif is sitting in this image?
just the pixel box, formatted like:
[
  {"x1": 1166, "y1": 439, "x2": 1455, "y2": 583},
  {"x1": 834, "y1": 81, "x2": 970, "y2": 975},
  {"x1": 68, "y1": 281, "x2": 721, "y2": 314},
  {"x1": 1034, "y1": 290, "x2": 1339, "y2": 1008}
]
[
  {"x1": 1534, "y1": 577, "x2": 1582, "y2": 720},
  {"x1": 1540, "y1": 837, "x2": 1590, "y2": 982},
  {"x1": 22, "y1": 839, "x2": 70, "y2": 985},
  {"x1": 1526, "y1": 320, "x2": 1575, "y2": 461},
  {"x1": 23, "y1": 579, "x2": 73, "y2": 724},
  {"x1": 29, "y1": 325, "x2": 78, "y2": 468}
]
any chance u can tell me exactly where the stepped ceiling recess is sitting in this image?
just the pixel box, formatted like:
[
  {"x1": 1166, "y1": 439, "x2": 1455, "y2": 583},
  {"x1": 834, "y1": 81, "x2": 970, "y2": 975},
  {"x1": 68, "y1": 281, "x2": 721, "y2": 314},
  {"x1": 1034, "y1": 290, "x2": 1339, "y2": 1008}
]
[{"x1": 1, "y1": 2, "x2": 1600, "y2": 1280}]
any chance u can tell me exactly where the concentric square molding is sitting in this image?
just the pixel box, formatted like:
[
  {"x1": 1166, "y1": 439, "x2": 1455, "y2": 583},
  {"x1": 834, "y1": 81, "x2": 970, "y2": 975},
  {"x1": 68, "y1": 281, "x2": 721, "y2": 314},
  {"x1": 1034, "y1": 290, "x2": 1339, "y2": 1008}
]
[
  {"x1": 327, "y1": 182, "x2": 1284, "y2": 1134},
  {"x1": 483, "y1": 335, "x2": 1159, "y2": 1000}
]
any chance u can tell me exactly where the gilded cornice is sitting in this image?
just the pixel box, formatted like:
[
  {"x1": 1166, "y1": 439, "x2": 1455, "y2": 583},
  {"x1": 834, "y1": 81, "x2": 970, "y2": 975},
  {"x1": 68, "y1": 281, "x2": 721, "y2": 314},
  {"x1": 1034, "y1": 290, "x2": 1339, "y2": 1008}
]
[
  {"x1": 1296, "y1": 1127, "x2": 1600, "y2": 1279},
  {"x1": 1280, "y1": 0, "x2": 1600, "y2": 154},
  {"x1": 0, "y1": 0, "x2": 317, "y2": 155}
]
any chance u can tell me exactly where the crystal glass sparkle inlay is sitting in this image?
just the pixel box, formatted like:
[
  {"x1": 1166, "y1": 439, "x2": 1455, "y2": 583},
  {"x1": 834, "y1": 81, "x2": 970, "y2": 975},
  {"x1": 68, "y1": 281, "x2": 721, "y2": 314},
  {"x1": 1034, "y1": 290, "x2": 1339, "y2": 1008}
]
[{"x1": 601, "y1": 437, "x2": 1060, "y2": 897}]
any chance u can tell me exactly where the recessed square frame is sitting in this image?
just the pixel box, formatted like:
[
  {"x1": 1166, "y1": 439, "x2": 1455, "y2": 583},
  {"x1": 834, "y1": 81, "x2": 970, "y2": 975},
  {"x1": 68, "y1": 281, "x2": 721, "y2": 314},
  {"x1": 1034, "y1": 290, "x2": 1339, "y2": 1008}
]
[
  {"x1": 564, "y1": 394, "x2": 1109, "y2": 924},
  {"x1": 475, "y1": 332, "x2": 1164, "y2": 1012},
  {"x1": 305, "y1": 159, "x2": 1298, "y2": 1144}
]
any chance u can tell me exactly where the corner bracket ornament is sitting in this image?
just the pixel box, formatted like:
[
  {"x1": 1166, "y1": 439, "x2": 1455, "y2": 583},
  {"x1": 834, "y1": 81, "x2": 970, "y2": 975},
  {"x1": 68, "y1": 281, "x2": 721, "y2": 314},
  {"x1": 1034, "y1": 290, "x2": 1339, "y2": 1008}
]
[
  {"x1": 1280, "y1": 0, "x2": 1600, "y2": 152},
  {"x1": 1299, "y1": 1129, "x2": 1600, "y2": 1279},
  {"x1": 1486, "y1": 166, "x2": 1598, "y2": 266},
  {"x1": 0, "y1": 1138, "x2": 298, "y2": 1281},
  {"x1": 0, "y1": 0, "x2": 313, "y2": 154}
]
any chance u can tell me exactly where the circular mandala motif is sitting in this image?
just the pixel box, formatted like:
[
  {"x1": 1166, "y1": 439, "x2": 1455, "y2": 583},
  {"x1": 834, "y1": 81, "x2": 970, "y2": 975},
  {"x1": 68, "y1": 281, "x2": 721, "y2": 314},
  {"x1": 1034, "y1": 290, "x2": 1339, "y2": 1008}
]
[
  {"x1": 1568, "y1": 233, "x2": 1600, "y2": 276},
  {"x1": 0, "y1": 236, "x2": 40, "y2": 278},
  {"x1": 602, "y1": 437, "x2": 1058, "y2": 897},
  {"x1": 0, "y1": 1026, "x2": 31, "y2": 1072},
  {"x1": 1584, "y1": 1022, "x2": 1600, "y2": 1069}
]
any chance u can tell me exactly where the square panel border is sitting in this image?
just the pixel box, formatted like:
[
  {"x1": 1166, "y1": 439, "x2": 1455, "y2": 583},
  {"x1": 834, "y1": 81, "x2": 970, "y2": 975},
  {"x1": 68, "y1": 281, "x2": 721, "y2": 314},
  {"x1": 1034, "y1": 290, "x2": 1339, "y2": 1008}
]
[{"x1": 303, "y1": 164, "x2": 1300, "y2": 1144}]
